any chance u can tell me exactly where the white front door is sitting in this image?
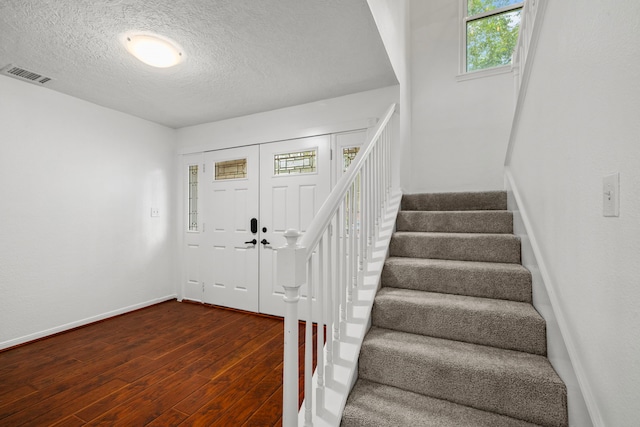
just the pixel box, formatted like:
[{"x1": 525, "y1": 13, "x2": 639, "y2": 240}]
[
  {"x1": 201, "y1": 146, "x2": 260, "y2": 312},
  {"x1": 258, "y1": 136, "x2": 331, "y2": 317}
]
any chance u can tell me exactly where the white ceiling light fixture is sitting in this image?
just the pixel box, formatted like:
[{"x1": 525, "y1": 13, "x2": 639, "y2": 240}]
[{"x1": 123, "y1": 34, "x2": 184, "y2": 68}]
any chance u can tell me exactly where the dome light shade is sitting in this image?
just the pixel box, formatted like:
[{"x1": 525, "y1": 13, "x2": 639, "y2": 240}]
[{"x1": 124, "y1": 34, "x2": 183, "y2": 68}]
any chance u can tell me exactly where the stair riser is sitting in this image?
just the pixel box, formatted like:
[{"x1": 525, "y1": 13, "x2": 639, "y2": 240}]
[
  {"x1": 381, "y1": 261, "x2": 532, "y2": 303},
  {"x1": 372, "y1": 296, "x2": 547, "y2": 355},
  {"x1": 401, "y1": 191, "x2": 507, "y2": 211},
  {"x1": 396, "y1": 211, "x2": 513, "y2": 233},
  {"x1": 359, "y1": 340, "x2": 567, "y2": 427},
  {"x1": 342, "y1": 380, "x2": 541, "y2": 427},
  {"x1": 390, "y1": 234, "x2": 521, "y2": 264}
]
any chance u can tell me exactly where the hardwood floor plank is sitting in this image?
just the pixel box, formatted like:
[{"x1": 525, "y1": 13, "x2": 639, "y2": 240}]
[
  {"x1": 51, "y1": 414, "x2": 87, "y2": 427},
  {"x1": 196, "y1": 320, "x2": 282, "y2": 379},
  {"x1": 179, "y1": 343, "x2": 284, "y2": 425},
  {"x1": 0, "y1": 384, "x2": 37, "y2": 407},
  {"x1": 1, "y1": 378, "x2": 127, "y2": 426},
  {"x1": 87, "y1": 369, "x2": 209, "y2": 426},
  {"x1": 0, "y1": 301, "x2": 317, "y2": 426},
  {"x1": 146, "y1": 408, "x2": 190, "y2": 426},
  {"x1": 76, "y1": 311, "x2": 250, "y2": 422},
  {"x1": 242, "y1": 385, "x2": 283, "y2": 427},
  {"x1": 207, "y1": 362, "x2": 283, "y2": 426},
  {"x1": 173, "y1": 331, "x2": 283, "y2": 415}
]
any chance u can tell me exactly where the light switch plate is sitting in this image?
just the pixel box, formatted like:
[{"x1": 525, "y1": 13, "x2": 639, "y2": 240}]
[
  {"x1": 151, "y1": 207, "x2": 160, "y2": 217},
  {"x1": 603, "y1": 173, "x2": 619, "y2": 217}
]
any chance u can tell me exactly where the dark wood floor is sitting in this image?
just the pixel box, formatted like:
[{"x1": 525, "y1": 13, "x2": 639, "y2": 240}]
[{"x1": 0, "y1": 300, "x2": 317, "y2": 426}]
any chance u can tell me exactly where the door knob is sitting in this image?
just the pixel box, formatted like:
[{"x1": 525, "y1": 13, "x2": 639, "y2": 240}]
[
  {"x1": 245, "y1": 239, "x2": 257, "y2": 245},
  {"x1": 261, "y1": 239, "x2": 270, "y2": 245}
]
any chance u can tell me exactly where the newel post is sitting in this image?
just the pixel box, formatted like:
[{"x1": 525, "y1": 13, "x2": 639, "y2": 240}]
[{"x1": 279, "y1": 229, "x2": 306, "y2": 427}]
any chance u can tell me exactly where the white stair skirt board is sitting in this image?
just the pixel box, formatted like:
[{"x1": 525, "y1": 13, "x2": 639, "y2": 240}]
[
  {"x1": 297, "y1": 190, "x2": 402, "y2": 427},
  {"x1": 505, "y1": 168, "x2": 599, "y2": 427}
]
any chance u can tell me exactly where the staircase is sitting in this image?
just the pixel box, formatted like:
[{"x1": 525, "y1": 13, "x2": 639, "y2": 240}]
[{"x1": 342, "y1": 191, "x2": 568, "y2": 427}]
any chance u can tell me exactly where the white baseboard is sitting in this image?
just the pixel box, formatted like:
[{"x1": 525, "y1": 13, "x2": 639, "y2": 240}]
[
  {"x1": 0, "y1": 294, "x2": 177, "y2": 351},
  {"x1": 505, "y1": 169, "x2": 603, "y2": 427}
]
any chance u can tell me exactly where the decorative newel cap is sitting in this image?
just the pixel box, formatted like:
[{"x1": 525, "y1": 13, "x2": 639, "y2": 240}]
[{"x1": 283, "y1": 229, "x2": 302, "y2": 247}]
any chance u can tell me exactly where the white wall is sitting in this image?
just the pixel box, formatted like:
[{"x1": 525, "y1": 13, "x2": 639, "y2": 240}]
[
  {"x1": 506, "y1": 1, "x2": 640, "y2": 425},
  {"x1": 367, "y1": 0, "x2": 412, "y2": 192},
  {"x1": 176, "y1": 86, "x2": 399, "y2": 153},
  {"x1": 0, "y1": 76, "x2": 177, "y2": 349},
  {"x1": 408, "y1": 0, "x2": 514, "y2": 193}
]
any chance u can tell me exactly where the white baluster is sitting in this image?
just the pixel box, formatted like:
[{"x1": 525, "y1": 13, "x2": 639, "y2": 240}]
[
  {"x1": 359, "y1": 165, "x2": 367, "y2": 285},
  {"x1": 340, "y1": 198, "x2": 347, "y2": 324},
  {"x1": 305, "y1": 260, "x2": 313, "y2": 426},
  {"x1": 326, "y1": 219, "x2": 334, "y2": 381},
  {"x1": 349, "y1": 182, "x2": 356, "y2": 300},
  {"x1": 367, "y1": 156, "x2": 374, "y2": 260},
  {"x1": 345, "y1": 191, "x2": 353, "y2": 305},
  {"x1": 316, "y1": 236, "x2": 325, "y2": 413}
]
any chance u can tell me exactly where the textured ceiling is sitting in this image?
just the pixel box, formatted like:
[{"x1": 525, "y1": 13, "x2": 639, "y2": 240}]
[{"x1": 0, "y1": 0, "x2": 396, "y2": 128}]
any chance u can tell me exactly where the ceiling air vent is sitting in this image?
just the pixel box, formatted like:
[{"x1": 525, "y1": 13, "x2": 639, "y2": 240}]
[{"x1": 1, "y1": 64, "x2": 53, "y2": 85}]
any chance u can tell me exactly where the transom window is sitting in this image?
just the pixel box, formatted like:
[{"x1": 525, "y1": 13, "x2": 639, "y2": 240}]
[
  {"x1": 215, "y1": 158, "x2": 247, "y2": 180},
  {"x1": 463, "y1": 0, "x2": 523, "y2": 73},
  {"x1": 274, "y1": 150, "x2": 317, "y2": 175}
]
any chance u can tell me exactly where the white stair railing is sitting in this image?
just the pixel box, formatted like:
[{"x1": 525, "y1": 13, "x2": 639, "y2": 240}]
[
  {"x1": 277, "y1": 103, "x2": 397, "y2": 427},
  {"x1": 511, "y1": 0, "x2": 547, "y2": 102}
]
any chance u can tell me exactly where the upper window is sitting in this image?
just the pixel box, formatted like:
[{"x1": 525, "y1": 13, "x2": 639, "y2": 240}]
[{"x1": 463, "y1": 0, "x2": 523, "y2": 73}]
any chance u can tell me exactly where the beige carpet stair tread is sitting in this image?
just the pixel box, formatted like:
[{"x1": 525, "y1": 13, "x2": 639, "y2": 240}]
[
  {"x1": 372, "y1": 287, "x2": 546, "y2": 355},
  {"x1": 390, "y1": 232, "x2": 521, "y2": 264},
  {"x1": 341, "y1": 379, "x2": 541, "y2": 427},
  {"x1": 396, "y1": 210, "x2": 513, "y2": 233},
  {"x1": 359, "y1": 327, "x2": 567, "y2": 427},
  {"x1": 382, "y1": 257, "x2": 532, "y2": 302},
  {"x1": 401, "y1": 191, "x2": 507, "y2": 211}
]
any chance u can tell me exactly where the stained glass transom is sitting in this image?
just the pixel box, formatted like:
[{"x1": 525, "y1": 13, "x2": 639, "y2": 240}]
[
  {"x1": 188, "y1": 165, "x2": 198, "y2": 231},
  {"x1": 215, "y1": 158, "x2": 247, "y2": 180},
  {"x1": 274, "y1": 150, "x2": 317, "y2": 175}
]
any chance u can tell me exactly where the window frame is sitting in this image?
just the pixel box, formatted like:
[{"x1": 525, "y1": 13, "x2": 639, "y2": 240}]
[{"x1": 458, "y1": 0, "x2": 523, "y2": 80}]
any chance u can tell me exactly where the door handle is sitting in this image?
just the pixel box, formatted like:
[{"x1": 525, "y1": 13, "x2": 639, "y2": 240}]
[
  {"x1": 245, "y1": 239, "x2": 257, "y2": 245},
  {"x1": 261, "y1": 239, "x2": 270, "y2": 246}
]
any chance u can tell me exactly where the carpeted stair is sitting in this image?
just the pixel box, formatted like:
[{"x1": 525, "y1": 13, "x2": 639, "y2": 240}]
[{"x1": 342, "y1": 191, "x2": 568, "y2": 427}]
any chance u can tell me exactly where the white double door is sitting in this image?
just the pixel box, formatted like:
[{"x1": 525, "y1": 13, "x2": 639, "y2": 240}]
[{"x1": 200, "y1": 136, "x2": 330, "y2": 317}]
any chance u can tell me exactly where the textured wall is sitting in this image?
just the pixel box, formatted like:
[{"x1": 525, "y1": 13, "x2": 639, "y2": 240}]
[
  {"x1": 0, "y1": 76, "x2": 177, "y2": 348},
  {"x1": 507, "y1": 1, "x2": 640, "y2": 425}
]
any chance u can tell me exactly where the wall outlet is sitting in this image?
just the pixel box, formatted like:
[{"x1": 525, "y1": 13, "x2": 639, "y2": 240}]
[
  {"x1": 151, "y1": 207, "x2": 160, "y2": 217},
  {"x1": 603, "y1": 173, "x2": 619, "y2": 217}
]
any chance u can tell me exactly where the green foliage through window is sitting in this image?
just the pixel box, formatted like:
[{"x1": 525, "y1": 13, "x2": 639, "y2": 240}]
[
  {"x1": 468, "y1": 0, "x2": 521, "y2": 16},
  {"x1": 466, "y1": 0, "x2": 522, "y2": 72}
]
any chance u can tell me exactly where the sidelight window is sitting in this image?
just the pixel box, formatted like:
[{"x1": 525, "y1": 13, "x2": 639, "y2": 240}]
[
  {"x1": 343, "y1": 146, "x2": 360, "y2": 172},
  {"x1": 188, "y1": 165, "x2": 198, "y2": 231}
]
